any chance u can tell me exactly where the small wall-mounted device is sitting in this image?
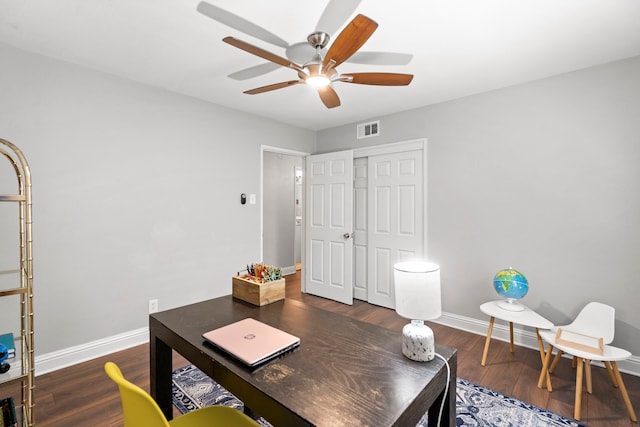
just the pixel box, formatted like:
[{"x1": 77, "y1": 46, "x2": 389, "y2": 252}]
[{"x1": 240, "y1": 193, "x2": 247, "y2": 205}]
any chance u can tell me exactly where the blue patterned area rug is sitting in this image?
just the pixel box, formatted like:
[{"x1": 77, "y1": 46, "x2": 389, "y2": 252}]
[{"x1": 172, "y1": 364, "x2": 588, "y2": 427}]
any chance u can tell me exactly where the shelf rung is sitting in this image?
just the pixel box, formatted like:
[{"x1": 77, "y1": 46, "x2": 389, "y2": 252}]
[
  {"x1": 0, "y1": 287, "x2": 27, "y2": 297},
  {"x1": 0, "y1": 195, "x2": 26, "y2": 202}
]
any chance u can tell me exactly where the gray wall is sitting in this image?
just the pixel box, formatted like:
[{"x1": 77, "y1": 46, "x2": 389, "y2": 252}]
[
  {"x1": 262, "y1": 151, "x2": 302, "y2": 271},
  {"x1": 318, "y1": 56, "x2": 640, "y2": 359},
  {"x1": 0, "y1": 42, "x2": 316, "y2": 356}
]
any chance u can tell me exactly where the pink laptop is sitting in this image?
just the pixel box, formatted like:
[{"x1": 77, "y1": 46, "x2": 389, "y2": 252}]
[{"x1": 202, "y1": 318, "x2": 300, "y2": 367}]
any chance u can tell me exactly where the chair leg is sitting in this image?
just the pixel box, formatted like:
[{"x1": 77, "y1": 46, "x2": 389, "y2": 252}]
[
  {"x1": 584, "y1": 359, "x2": 592, "y2": 394},
  {"x1": 536, "y1": 328, "x2": 546, "y2": 364},
  {"x1": 538, "y1": 343, "x2": 554, "y2": 391},
  {"x1": 604, "y1": 360, "x2": 618, "y2": 387},
  {"x1": 611, "y1": 361, "x2": 638, "y2": 422},
  {"x1": 550, "y1": 349, "x2": 564, "y2": 374},
  {"x1": 574, "y1": 357, "x2": 584, "y2": 421},
  {"x1": 481, "y1": 316, "x2": 495, "y2": 366},
  {"x1": 535, "y1": 330, "x2": 553, "y2": 391}
]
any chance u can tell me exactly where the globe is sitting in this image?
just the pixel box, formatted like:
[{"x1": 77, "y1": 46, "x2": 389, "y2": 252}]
[{"x1": 493, "y1": 268, "x2": 528, "y2": 311}]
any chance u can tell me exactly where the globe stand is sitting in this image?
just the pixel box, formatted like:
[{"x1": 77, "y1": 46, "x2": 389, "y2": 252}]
[{"x1": 497, "y1": 299, "x2": 525, "y2": 312}]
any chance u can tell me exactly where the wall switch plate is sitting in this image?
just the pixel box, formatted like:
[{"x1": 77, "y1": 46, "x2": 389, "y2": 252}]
[{"x1": 148, "y1": 299, "x2": 158, "y2": 314}]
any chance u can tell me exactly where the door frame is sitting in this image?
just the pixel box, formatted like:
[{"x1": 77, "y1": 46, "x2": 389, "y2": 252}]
[{"x1": 260, "y1": 145, "x2": 310, "y2": 275}]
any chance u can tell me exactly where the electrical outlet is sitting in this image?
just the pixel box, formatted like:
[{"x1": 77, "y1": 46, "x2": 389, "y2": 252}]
[{"x1": 148, "y1": 299, "x2": 159, "y2": 314}]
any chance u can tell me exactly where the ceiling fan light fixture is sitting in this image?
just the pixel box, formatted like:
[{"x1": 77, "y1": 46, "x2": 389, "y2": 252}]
[
  {"x1": 303, "y1": 62, "x2": 330, "y2": 87},
  {"x1": 306, "y1": 74, "x2": 331, "y2": 88}
]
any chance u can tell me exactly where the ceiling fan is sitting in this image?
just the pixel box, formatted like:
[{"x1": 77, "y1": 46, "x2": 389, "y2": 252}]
[
  {"x1": 220, "y1": 14, "x2": 414, "y2": 109},
  {"x1": 196, "y1": 0, "x2": 413, "y2": 81}
]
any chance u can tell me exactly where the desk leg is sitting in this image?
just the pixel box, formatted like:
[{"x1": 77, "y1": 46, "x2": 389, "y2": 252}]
[
  {"x1": 509, "y1": 322, "x2": 514, "y2": 353},
  {"x1": 481, "y1": 316, "x2": 495, "y2": 366},
  {"x1": 150, "y1": 333, "x2": 173, "y2": 420},
  {"x1": 427, "y1": 362, "x2": 456, "y2": 427}
]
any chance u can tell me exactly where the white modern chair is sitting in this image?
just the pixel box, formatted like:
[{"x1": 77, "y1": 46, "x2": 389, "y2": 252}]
[{"x1": 537, "y1": 302, "x2": 637, "y2": 422}]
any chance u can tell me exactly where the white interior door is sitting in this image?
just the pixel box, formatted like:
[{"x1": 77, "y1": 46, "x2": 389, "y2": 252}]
[
  {"x1": 304, "y1": 150, "x2": 354, "y2": 304},
  {"x1": 367, "y1": 149, "x2": 423, "y2": 308}
]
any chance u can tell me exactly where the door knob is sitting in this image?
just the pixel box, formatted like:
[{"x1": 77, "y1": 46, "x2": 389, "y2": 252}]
[{"x1": 343, "y1": 232, "x2": 353, "y2": 239}]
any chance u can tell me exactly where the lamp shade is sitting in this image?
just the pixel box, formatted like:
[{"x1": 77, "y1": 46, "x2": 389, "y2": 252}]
[{"x1": 394, "y1": 261, "x2": 441, "y2": 320}]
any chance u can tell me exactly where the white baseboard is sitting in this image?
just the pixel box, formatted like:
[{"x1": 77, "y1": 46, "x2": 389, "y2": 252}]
[
  {"x1": 35, "y1": 327, "x2": 148, "y2": 376},
  {"x1": 434, "y1": 312, "x2": 640, "y2": 377},
  {"x1": 34, "y1": 312, "x2": 640, "y2": 378},
  {"x1": 281, "y1": 265, "x2": 296, "y2": 276}
]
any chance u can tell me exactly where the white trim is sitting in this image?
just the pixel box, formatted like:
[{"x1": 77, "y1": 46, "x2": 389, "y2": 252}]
[
  {"x1": 261, "y1": 145, "x2": 310, "y2": 158},
  {"x1": 353, "y1": 138, "x2": 425, "y2": 158},
  {"x1": 34, "y1": 327, "x2": 148, "y2": 376},
  {"x1": 433, "y1": 312, "x2": 640, "y2": 377},
  {"x1": 281, "y1": 265, "x2": 296, "y2": 276}
]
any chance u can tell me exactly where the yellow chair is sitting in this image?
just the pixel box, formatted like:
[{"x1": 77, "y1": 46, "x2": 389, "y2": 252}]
[{"x1": 104, "y1": 362, "x2": 261, "y2": 427}]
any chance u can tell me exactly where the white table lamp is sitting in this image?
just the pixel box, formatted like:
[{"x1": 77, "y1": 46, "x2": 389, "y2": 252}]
[{"x1": 393, "y1": 261, "x2": 442, "y2": 362}]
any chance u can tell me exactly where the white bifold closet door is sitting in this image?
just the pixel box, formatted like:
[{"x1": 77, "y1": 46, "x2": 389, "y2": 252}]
[
  {"x1": 304, "y1": 144, "x2": 424, "y2": 309},
  {"x1": 365, "y1": 149, "x2": 423, "y2": 308}
]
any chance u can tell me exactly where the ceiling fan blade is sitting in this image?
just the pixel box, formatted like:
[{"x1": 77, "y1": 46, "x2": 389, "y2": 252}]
[
  {"x1": 315, "y1": 0, "x2": 361, "y2": 35},
  {"x1": 342, "y1": 73, "x2": 414, "y2": 86},
  {"x1": 347, "y1": 52, "x2": 413, "y2": 66},
  {"x1": 244, "y1": 80, "x2": 303, "y2": 95},
  {"x1": 223, "y1": 37, "x2": 304, "y2": 73},
  {"x1": 197, "y1": 2, "x2": 288, "y2": 48},
  {"x1": 318, "y1": 86, "x2": 341, "y2": 109},
  {"x1": 228, "y1": 62, "x2": 281, "y2": 81},
  {"x1": 323, "y1": 14, "x2": 378, "y2": 69}
]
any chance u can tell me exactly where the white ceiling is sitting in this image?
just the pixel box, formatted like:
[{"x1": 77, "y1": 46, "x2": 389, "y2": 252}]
[{"x1": 1, "y1": 0, "x2": 640, "y2": 131}]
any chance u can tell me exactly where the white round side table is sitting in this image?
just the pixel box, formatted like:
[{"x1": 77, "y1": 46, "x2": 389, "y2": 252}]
[{"x1": 480, "y1": 300, "x2": 553, "y2": 367}]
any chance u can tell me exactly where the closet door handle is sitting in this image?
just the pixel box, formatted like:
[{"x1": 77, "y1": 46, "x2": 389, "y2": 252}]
[{"x1": 343, "y1": 232, "x2": 353, "y2": 239}]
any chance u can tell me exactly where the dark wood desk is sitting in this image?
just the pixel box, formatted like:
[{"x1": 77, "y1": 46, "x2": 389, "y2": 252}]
[{"x1": 150, "y1": 296, "x2": 457, "y2": 426}]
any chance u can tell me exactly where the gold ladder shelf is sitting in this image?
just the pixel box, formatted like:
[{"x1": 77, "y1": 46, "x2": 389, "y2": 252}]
[{"x1": 0, "y1": 138, "x2": 35, "y2": 426}]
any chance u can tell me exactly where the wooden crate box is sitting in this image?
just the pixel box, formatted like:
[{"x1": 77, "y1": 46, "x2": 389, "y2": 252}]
[{"x1": 232, "y1": 275, "x2": 285, "y2": 306}]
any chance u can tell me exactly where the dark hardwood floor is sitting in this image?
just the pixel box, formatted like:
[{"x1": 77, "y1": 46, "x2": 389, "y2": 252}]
[{"x1": 4, "y1": 271, "x2": 638, "y2": 426}]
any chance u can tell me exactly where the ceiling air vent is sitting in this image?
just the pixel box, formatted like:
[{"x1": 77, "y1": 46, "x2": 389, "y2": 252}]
[{"x1": 357, "y1": 120, "x2": 380, "y2": 139}]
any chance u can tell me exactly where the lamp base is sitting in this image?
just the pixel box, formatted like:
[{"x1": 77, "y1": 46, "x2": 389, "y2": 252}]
[{"x1": 402, "y1": 320, "x2": 435, "y2": 362}]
